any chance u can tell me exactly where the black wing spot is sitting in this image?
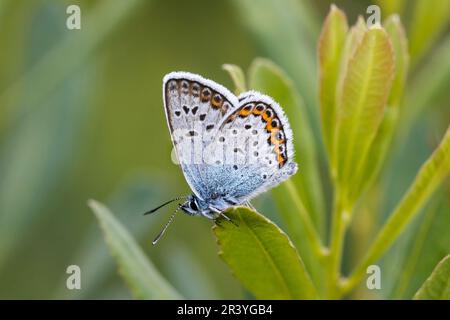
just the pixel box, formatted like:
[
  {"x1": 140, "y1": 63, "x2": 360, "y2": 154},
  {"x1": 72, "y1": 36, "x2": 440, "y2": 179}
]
[
  {"x1": 206, "y1": 124, "x2": 214, "y2": 131},
  {"x1": 174, "y1": 111, "x2": 181, "y2": 117},
  {"x1": 187, "y1": 130, "x2": 198, "y2": 137},
  {"x1": 192, "y1": 106, "x2": 199, "y2": 115},
  {"x1": 199, "y1": 114, "x2": 206, "y2": 121},
  {"x1": 183, "y1": 105, "x2": 190, "y2": 114},
  {"x1": 245, "y1": 124, "x2": 252, "y2": 130}
]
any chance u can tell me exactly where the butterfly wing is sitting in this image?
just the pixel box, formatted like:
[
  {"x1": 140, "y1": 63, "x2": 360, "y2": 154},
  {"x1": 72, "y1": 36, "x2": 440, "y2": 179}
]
[
  {"x1": 162, "y1": 72, "x2": 238, "y2": 199},
  {"x1": 210, "y1": 91, "x2": 298, "y2": 203}
]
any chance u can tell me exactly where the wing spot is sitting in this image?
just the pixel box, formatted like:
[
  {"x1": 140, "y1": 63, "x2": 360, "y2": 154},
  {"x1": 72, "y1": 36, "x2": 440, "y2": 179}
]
[
  {"x1": 192, "y1": 82, "x2": 200, "y2": 96},
  {"x1": 168, "y1": 80, "x2": 177, "y2": 91},
  {"x1": 239, "y1": 103, "x2": 254, "y2": 117},
  {"x1": 262, "y1": 109, "x2": 273, "y2": 122},
  {"x1": 201, "y1": 88, "x2": 211, "y2": 102},
  {"x1": 183, "y1": 105, "x2": 190, "y2": 114},
  {"x1": 219, "y1": 136, "x2": 225, "y2": 142},
  {"x1": 253, "y1": 141, "x2": 258, "y2": 146},
  {"x1": 199, "y1": 114, "x2": 206, "y2": 121},
  {"x1": 191, "y1": 106, "x2": 199, "y2": 115},
  {"x1": 187, "y1": 130, "x2": 198, "y2": 137},
  {"x1": 253, "y1": 103, "x2": 266, "y2": 115},
  {"x1": 222, "y1": 102, "x2": 231, "y2": 113},
  {"x1": 276, "y1": 130, "x2": 285, "y2": 140},
  {"x1": 206, "y1": 124, "x2": 214, "y2": 131},
  {"x1": 253, "y1": 151, "x2": 259, "y2": 157},
  {"x1": 174, "y1": 111, "x2": 181, "y2": 117},
  {"x1": 233, "y1": 165, "x2": 238, "y2": 170},
  {"x1": 252, "y1": 129, "x2": 258, "y2": 135},
  {"x1": 212, "y1": 94, "x2": 223, "y2": 109},
  {"x1": 232, "y1": 129, "x2": 238, "y2": 135},
  {"x1": 181, "y1": 80, "x2": 189, "y2": 93},
  {"x1": 245, "y1": 124, "x2": 252, "y2": 130}
]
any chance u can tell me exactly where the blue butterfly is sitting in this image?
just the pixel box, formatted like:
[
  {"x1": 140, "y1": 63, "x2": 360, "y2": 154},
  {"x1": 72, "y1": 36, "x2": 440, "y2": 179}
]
[{"x1": 146, "y1": 72, "x2": 297, "y2": 244}]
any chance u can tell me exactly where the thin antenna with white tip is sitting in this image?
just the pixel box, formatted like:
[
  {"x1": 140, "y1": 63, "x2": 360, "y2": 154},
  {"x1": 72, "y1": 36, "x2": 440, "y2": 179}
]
[{"x1": 152, "y1": 205, "x2": 181, "y2": 245}]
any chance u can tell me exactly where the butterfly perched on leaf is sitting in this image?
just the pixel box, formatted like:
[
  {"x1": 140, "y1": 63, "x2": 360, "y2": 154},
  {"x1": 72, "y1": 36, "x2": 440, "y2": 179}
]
[{"x1": 146, "y1": 72, "x2": 297, "y2": 244}]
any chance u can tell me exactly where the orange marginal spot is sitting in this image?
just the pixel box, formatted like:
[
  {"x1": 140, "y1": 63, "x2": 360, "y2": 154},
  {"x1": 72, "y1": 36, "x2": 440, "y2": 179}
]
[
  {"x1": 211, "y1": 93, "x2": 223, "y2": 109},
  {"x1": 270, "y1": 129, "x2": 284, "y2": 145},
  {"x1": 201, "y1": 87, "x2": 212, "y2": 102},
  {"x1": 277, "y1": 153, "x2": 286, "y2": 167},
  {"x1": 239, "y1": 105, "x2": 253, "y2": 117},
  {"x1": 252, "y1": 103, "x2": 266, "y2": 115},
  {"x1": 262, "y1": 109, "x2": 273, "y2": 122}
]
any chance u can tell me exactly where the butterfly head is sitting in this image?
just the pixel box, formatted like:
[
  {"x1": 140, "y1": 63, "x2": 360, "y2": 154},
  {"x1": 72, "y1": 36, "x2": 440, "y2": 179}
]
[{"x1": 180, "y1": 195, "x2": 203, "y2": 216}]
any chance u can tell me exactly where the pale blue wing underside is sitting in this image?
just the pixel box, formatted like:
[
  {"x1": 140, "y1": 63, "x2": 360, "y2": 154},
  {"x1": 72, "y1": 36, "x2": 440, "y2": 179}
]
[{"x1": 163, "y1": 72, "x2": 297, "y2": 205}]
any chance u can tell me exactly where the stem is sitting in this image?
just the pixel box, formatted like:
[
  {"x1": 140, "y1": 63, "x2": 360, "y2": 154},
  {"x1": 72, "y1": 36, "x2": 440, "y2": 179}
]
[
  {"x1": 326, "y1": 189, "x2": 351, "y2": 298},
  {"x1": 285, "y1": 180, "x2": 327, "y2": 259},
  {"x1": 341, "y1": 127, "x2": 450, "y2": 295}
]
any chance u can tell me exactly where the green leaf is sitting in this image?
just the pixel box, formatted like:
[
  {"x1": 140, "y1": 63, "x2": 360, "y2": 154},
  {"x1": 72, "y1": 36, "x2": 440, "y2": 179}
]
[
  {"x1": 213, "y1": 207, "x2": 317, "y2": 299},
  {"x1": 336, "y1": 16, "x2": 367, "y2": 97},
  {"x1": 357, "y1": 15, "x2": 409, "y2": 193},
  {"x1": 408, "y1": 0, "x2": 450, "y2": 66},
  {"x1": 384, "y1": 15, "x2": 409, "y2": 107},
  {"x1": 414, "y1": 254, "x2": 450, "y2": 300},
  {"x1": 222, "y1": 64, "x2": 247, "y2": 95},
  {"x1": 334, "y1": 26, "x2": 395, "y2": 203},
  {"x1": 248, "y1": 58, "x2": 325, "y2": 237},
  {"x1": 246, "y1": 58, "x2": 326, "y2": 292},
  {"x1": 317, "y1": 4, "x2": 348, "y2": 164},
  {"x1": 343, "y1": 127, "x2": 450, "y2": 295},
  {"x1": 88, "y1": 199, "x2": 182, "y2": 300}
]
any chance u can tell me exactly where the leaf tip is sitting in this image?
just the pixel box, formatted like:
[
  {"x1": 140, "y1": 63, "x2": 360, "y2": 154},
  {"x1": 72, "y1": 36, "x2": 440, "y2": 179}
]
[{"x1": 87, "y1": 198, "x2": 100, "y2": 211}]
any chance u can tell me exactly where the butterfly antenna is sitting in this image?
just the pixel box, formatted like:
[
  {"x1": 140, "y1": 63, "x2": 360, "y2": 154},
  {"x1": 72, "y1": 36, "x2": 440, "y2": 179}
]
[
  {"x1": 143, "y1": 196, "x2": 187, "y2": 215},
  {"x1": 152, "y1": 205, "x2": 181, "y2": 245}
]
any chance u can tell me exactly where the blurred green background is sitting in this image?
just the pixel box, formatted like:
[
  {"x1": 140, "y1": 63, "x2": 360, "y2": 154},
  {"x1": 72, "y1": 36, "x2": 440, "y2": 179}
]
[{"x1": 0, "y1": 0, "x2": 448, "y2": 299}]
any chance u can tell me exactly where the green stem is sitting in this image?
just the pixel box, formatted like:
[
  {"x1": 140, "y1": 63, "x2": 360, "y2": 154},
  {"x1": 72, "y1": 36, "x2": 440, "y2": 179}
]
[
  {"x1": 285, "y1": 180, "x2": 327, "y2": 259},
  {"x1": 326, "y1": 189, "x2": 351, "y2": 299},
  {"x1": 341, "y1": 127, "x2": 450, "y2": 295}
]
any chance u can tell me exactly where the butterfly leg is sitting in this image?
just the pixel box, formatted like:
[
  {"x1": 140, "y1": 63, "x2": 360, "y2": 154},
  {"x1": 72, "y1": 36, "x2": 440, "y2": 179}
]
[
  {"x1": 210, "y1": 206, "x2": 238, "y2": 227},
  {"x1": 245, "y1": 201, "x2": 256, "y2": 211}
]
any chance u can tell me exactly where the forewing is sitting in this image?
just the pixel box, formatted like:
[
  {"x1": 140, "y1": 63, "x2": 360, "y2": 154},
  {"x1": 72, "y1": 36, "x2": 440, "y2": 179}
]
[{"x1": 162, "y1": 72, "x2": 238, "y2": 199}]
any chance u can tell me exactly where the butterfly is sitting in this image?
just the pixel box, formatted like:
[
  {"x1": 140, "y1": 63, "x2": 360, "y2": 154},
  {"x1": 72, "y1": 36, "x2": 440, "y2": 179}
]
[{"x1": 146, "y1": 71, "x2": 298, "y2": 244}]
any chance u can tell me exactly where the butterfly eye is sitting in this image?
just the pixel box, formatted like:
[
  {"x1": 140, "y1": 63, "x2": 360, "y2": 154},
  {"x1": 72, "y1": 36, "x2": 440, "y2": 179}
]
[{"x1": 190, "y1": 200, "x2": 198, "y2": 211}]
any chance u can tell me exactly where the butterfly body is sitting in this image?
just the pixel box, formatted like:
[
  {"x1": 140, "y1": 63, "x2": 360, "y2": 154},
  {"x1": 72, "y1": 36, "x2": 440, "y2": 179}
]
[{"x1": 162, "y1": 71, "x2": 298, "y2": 221}]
